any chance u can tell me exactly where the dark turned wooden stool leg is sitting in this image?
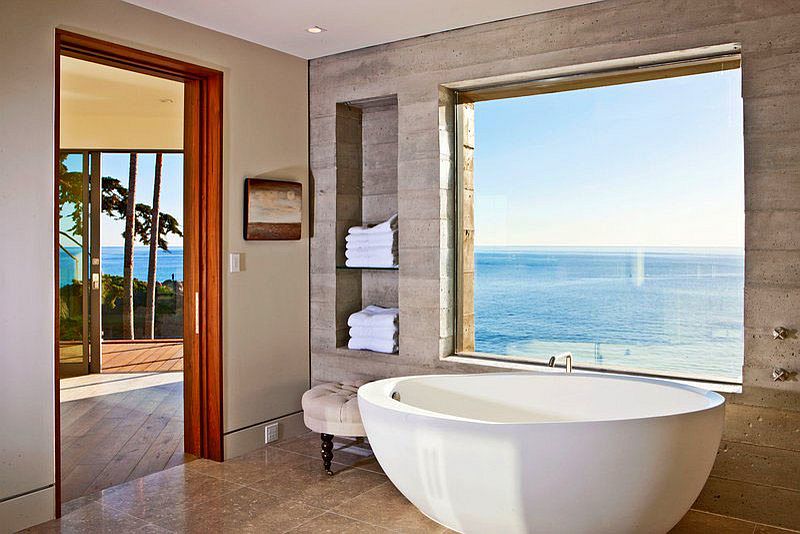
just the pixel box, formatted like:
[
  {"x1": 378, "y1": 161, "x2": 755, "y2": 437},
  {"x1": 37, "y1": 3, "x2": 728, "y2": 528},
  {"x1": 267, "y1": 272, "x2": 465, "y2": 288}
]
[{"x1": 320, "y1": 433, "x2": 334, "y2": 476}]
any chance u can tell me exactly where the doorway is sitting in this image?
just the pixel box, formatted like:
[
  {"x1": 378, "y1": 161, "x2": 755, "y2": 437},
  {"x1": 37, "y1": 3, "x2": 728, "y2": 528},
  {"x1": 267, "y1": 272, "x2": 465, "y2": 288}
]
[{"x1": 54, "y1": 30, "x2": 223, "y2": 515}]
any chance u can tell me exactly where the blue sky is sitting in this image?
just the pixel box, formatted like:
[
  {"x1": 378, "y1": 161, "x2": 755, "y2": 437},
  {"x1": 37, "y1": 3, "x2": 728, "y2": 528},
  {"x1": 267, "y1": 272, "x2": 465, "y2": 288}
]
[
  {"x1": 473, "y1": 68, "x2": 744, "y2": 248},
  {"x1": 100, "y1": 153, "x2": 183, "y2": 247}
]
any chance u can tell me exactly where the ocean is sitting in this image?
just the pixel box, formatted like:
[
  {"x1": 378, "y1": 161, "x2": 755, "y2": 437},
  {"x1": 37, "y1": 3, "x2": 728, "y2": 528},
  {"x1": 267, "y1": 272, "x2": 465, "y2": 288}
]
[
  {"x1": 60, "y1": 244, "x2": 743, "y2": 380},
  {"x1": 474, "y1": 247, "x2": 744, "y2": 381},
  {"x1": 60, "y1": 246, "x2": 183, "y2": 285}
]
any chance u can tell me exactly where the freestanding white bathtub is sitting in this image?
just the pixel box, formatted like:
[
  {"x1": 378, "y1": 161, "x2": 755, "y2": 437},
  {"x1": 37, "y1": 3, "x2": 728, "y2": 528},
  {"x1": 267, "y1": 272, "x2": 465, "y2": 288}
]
[{"x1": 358, "y1": 372, "x2": 725, "y2": 534}]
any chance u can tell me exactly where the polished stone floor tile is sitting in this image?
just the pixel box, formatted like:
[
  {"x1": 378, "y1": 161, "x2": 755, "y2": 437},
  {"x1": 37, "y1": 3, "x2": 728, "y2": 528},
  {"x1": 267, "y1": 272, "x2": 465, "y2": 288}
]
[
  {"x1": 95, "y1": 464, "x2": 244, "y2": 525},
  {"x1": 247, "y1": 456, "x2": 387, "y2": 510},
  {"x1": 29, "y1": 441, "x2": 796, "y2": 534},
  {"x1": 23, "y1": 501, "x2": 156, "y2": 533},
  {"x1": 287, "y1": 511, "x2": 391, "y2": 533},
  {"x1": 669, "y1": 510, "x2": 756, "y2": 533},
  {"x1": 151, "y1": 486, "x2": 325, "y2": 533},
  {"x1": 186, "y1": 446, "x2": 308, "y2": 485},
  {"x1": 59, "y1": 493, "x2": 100, "y2": 516},
  {"x1": 271, "y1": 432, "x2": 384, "y2": 474},
  {"x1": 755, "y1": 525, "x2": 800, "y2": 534},
  {"x1": 333, "y1": 481, "x2": 451, "y2": 533}
]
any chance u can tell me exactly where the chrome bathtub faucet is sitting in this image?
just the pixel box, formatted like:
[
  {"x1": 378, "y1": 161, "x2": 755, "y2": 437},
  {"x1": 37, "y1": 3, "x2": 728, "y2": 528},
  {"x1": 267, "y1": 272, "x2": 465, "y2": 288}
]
[{"x1": 547, "y1": 352, "x2": 573, "y2": 373}]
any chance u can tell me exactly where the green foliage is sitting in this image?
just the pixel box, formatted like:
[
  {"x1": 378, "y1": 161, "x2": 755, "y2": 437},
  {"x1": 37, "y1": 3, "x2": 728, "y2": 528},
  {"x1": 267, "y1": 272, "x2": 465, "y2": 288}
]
[
  {"x1": 136, "y1": 204, "x2": 183, "y2": 251},
  {"x1": 58, "y1": 153, "x2": 183, "y2": 251},
  {"x1": 58, "y1": 281, "x2": 83, "y2": 341},
  {"x1": 100, "y1": 275, "x2": 182, "y2": 339}
]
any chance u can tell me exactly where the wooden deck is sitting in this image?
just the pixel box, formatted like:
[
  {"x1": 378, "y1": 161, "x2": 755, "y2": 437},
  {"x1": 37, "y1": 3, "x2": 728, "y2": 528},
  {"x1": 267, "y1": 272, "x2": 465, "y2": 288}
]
[
  {"x1": 101, "y1": 340, "x2": 183, "y2": 373},
  {"x1": 60, "y1": 374, "x2": 192, "y2": 504}
]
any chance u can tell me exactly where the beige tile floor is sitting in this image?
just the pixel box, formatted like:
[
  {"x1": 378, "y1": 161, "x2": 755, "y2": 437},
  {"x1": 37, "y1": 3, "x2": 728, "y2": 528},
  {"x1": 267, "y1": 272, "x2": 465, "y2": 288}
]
[{"x1": 27, "y1": 432, "x2": 798, "y2": 533}]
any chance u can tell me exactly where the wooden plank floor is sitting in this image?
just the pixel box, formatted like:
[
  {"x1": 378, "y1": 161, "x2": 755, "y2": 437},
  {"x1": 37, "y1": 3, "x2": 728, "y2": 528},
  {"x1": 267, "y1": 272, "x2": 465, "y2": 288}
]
[
  {"x1": 101, "y1": 341, "x2": 183, "y2": 373},
  {"x1": 60, "y1": 375, "x2": 192, "y2": 504}
]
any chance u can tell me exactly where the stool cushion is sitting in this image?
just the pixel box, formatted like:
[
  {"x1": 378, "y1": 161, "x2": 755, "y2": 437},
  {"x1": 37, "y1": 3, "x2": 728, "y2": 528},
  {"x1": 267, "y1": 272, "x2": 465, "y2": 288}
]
[{"x1": 301, "y1": 381, "x2": 367, "y2": 437}]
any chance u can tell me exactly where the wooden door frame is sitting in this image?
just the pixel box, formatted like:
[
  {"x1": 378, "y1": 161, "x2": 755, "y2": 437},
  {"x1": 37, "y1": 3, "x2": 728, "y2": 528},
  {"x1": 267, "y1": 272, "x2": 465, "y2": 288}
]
[{"x1": 54, "y1": 29, "x2": 223, "y2": 514}]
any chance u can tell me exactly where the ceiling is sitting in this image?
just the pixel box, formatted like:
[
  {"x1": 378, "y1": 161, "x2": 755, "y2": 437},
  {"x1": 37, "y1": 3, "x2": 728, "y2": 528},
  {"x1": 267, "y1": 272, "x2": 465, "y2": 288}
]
[
  {"x1": 122, "y1": 0, "x2": 603, "y2": 59},
  {"x1": 60, "y1": 56, "x2": 184, "y2": 149},
  {"x1": 61, "y1": 56, "x2": 183, "y2": 119}
]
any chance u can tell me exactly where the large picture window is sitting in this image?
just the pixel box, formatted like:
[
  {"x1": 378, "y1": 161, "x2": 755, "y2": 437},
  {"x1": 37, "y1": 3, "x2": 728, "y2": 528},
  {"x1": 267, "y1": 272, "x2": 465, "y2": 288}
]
[{"x1": 455, "y1": 55, "x2": 744, "y2": 383}]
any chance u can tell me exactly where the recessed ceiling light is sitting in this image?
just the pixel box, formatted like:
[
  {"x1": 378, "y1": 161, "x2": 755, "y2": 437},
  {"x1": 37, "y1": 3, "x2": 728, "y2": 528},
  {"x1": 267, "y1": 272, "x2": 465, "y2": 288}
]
[{"x1": 306, "y1": 26, "x2": 326, "y2": 34}]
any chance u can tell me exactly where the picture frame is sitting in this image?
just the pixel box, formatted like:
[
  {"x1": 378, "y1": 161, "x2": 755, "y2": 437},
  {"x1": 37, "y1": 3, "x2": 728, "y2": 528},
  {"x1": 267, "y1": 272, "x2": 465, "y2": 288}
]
[{"x1": 243, "y1": 178, "x2": 302, "y2": 240}]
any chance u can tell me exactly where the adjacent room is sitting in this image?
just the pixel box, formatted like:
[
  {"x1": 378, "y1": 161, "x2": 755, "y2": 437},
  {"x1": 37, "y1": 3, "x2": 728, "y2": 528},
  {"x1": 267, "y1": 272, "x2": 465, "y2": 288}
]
[
  {"x1": 58, "y1": 56, "x2": 188, "y2": 504},
  {"x1": 1, "y1": 1, "x2": 798, "y2": 533}
]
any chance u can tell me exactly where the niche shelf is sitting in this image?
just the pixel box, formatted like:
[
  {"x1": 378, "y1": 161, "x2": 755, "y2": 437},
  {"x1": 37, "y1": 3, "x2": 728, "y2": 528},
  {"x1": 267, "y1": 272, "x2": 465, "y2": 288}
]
[
  {"x1": 334, "y1": 95, "x2": 399, "y2": 351},
  {"x1": 336, "y1": 266, "x2": 399, "y2": 271}
]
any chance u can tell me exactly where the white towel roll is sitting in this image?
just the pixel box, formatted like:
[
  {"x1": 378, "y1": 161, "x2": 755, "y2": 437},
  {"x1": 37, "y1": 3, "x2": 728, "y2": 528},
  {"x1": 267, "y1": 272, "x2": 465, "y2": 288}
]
[
  {"x1": 348, "y1": 337, "x2": 398, "y2": 354},
  {"x1": 348, "y1": 214, "x2": 397, "y2": 235},
  {"x1": 349, "y1": 326, "x2": 398, "y2": 340},
  {"x1": 344, "y1": 248, "x2": 397, "y2": 261},
  {"x1": 345, "y1": 232, "x2": 396, "y2": 247},
  {"x1": 345, "y1": 258, "x2": 398, "y2": 268},
  {"x1": 348, "y1": 305, "x2": 399, "y2": 328}
]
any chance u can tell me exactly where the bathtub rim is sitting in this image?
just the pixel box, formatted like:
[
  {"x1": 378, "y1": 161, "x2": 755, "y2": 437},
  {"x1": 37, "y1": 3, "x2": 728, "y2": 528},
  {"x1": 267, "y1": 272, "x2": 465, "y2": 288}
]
[{"x1": 357, "y1": 371, "x2": 726, "y2": 426}]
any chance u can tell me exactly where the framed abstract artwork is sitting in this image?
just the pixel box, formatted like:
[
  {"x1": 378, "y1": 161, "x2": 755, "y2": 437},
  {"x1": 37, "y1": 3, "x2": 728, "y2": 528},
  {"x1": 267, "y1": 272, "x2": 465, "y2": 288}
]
[{"x1": 243, "y1": 179, "x2": 302, "y2": 240}]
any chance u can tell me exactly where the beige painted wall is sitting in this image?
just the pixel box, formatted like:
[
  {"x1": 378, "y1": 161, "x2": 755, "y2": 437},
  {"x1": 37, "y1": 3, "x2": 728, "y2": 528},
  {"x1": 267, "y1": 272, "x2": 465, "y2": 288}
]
[
  {"x1": 0, "y1": 1, "x2": 308, "y2": 530},
  {"x1": 309, "y1": 0, "x2": 800, "y2": 530}
]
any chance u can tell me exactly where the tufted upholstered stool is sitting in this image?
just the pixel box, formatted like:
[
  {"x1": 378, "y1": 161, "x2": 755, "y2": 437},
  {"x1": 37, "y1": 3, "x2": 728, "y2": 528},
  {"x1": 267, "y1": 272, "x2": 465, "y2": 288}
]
[{"x1": 301, "y1": 381, "x2": 367, "y2": 475}]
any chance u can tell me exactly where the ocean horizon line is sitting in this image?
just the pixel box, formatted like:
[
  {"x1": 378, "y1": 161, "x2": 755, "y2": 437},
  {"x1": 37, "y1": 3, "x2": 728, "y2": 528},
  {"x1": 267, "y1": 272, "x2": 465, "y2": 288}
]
[{"x1": 475, "y1": 245, "x2": 743, "y2": 254}]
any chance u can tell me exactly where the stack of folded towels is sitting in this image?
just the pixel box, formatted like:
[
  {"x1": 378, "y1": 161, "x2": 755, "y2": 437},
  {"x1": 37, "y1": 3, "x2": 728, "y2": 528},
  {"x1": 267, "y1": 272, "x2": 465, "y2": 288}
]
[
  {"x1": 347, "y1": 305, "x2": 399, "y2": 354},
  {"x1": 345, "y1": 214, "x2": 398, "y2": 268}
]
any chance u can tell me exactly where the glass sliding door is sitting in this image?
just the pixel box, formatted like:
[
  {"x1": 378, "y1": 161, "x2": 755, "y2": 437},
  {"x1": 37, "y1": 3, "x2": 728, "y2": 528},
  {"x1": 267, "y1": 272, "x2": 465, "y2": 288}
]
[
  {"x1": 58, "y1": 152, "x2": 90, "y2": 377},
  {"x1": 58, "y1": 150, "x2": 186, "y2": 377}
]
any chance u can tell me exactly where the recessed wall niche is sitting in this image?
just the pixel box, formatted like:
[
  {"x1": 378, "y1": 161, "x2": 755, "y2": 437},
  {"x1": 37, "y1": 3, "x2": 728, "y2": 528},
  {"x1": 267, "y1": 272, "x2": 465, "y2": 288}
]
[{"x1": 334, "y1": 96, "x2": 399, "y2": 348}]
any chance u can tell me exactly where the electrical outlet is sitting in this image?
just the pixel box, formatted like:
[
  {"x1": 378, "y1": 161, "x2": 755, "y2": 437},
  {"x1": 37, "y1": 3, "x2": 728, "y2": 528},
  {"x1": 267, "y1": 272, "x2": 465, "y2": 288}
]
[{"x1": 265, "y1": 423, "x2": 279, "y2": 444}]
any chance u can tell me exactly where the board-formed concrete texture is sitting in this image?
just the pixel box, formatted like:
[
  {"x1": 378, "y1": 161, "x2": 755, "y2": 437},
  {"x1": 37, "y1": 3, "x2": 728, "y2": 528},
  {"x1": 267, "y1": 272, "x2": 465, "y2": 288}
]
[{"x1": 309, "y1": 0, "x2": 800, "y2": 530}]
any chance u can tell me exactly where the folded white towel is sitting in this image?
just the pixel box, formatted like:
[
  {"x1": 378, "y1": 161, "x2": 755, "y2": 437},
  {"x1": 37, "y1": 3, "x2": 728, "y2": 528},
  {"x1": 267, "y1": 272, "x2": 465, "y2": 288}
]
[
  {"x1": 348, "y1": 336, "x2": 398, "y2": 354},
  {"x1": 349, "y1": 326, "x2": 398, "y2": 340},
  {"x1": 348, "y1": 214, "x2": 397, "y2": 235},
  {"x1": 345, "y1": 248, "x2": 397, "y2": 261},
  {"x1": 348, "y1": 305, "x2": 399, "y2": 328},
  {"x1": 345, "y1": 232, "x2": 396, "y2": 247},
  {"x1": 346, "y1": 241, "x2": 397, "y2": 251},
  {"x1": 345, "y1": 257, "x2": 398, "y2": 268}
]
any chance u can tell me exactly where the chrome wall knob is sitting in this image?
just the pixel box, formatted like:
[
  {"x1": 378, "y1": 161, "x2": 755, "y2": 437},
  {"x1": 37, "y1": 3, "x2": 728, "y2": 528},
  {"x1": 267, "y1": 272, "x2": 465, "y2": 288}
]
[
  {"x1": 773, "y1": 327, "x2": 788, "y2": 340},
  {"x1": 772, "y1": 368, "x2": 788, "y2": 381}
]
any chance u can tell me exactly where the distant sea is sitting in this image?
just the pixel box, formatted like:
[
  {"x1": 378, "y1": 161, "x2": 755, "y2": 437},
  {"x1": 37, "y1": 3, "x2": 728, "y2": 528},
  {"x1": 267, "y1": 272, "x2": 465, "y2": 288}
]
[
  {"x1": 474, "y1": 247, "x2": 744, "y2": 381},
  {"x1": 60, "y1": 244, "x2": 743, "y2": 380},
  {"x1": 60, "y1": 246, "x2": 183, "y2": 285}
]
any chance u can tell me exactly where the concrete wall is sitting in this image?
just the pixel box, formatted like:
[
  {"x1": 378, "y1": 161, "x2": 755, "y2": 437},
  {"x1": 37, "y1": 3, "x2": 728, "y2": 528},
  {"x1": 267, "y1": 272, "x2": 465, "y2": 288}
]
[
  {"x1": 309, "y1": 0, "x2": 800, "y2": 530},
  {"x1": 0, "y1": 1, "x2": 309, "y2": 530}
]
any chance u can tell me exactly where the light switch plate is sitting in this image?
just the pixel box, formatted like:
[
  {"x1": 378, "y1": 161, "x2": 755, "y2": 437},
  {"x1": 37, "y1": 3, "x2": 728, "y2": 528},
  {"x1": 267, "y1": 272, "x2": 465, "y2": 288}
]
[{"x1": 229, "y1": 253, "x2": 241, "y2": 273}]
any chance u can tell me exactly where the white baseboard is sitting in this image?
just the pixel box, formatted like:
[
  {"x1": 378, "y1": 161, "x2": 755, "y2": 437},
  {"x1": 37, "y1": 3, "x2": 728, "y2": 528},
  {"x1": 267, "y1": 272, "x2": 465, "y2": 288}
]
[
  {"x1": 223, "y1": 411, "x2": 307, "y2": 460},
  {"x1": 0, "y1": 486, "x2": 55, "y2": 534}
]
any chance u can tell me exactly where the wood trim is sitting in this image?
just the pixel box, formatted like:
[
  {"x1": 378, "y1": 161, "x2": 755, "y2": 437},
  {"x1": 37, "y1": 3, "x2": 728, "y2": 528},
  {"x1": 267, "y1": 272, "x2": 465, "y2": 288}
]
[
  {"x1": 202, "y1": 73, "x2": 223, "y2": 461},
  {"x1": 54, "y1": 30, "x2": 224, "y2": 516},
  {"x1": 53, "y1": 36, "x2": 61, "y2": 518},
  {"x1": 57, "y1": 30, "x2": 217, "y2": 81}
]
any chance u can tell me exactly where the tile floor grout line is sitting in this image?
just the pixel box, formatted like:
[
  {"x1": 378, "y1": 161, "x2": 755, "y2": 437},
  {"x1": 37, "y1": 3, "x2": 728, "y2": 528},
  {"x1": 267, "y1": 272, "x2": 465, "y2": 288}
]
[
  {"x1": 688, "y1": 508, "x2": 800, "y2": 534},
  {"x1": 326, "y1": 481, "x2": 420, "y2": 533},
  {"x1": 268, "y1": 439, "x2": 384, "y2": 474},
  {"x1": 100, "y1": 467, "x2": 249, "y2": 527},
  {"x1": 323, "y1": 477, "x2": 391, "y2": 511},
  {"x1": 706, "y1": 473, "x2": 800, "y2": 494},
  {"x1": 280, "y1": 508, "x2": 332, "y2": 533},
  {"x1": 240, "y1": 466, "x2": 387, "y2": 512}
]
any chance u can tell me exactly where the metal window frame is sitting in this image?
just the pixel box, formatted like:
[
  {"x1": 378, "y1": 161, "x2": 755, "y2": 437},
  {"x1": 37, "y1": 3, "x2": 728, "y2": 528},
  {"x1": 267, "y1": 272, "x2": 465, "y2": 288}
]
[{"x1": 451, "y1": 51, "x2": 744, "y2": 387}]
